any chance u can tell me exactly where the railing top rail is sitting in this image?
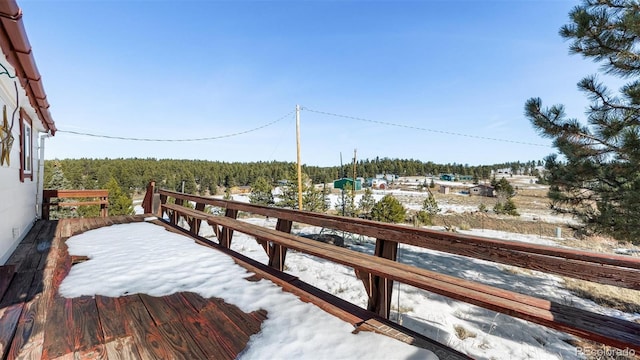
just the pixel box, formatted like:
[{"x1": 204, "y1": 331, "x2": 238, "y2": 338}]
[{"x1": 43, "y1": 189, "x2": 109, "y2": 198}]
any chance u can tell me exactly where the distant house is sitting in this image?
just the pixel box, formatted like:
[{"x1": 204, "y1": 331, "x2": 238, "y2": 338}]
[
  {"x1": 232, "y1": 185, "x2": 252, "y2": 194},
  {"x1": 333, "y1": 178, "x2": 362, "y2": 191},
  {"x1": 375, "y1": 173, "x2": 397, "y2": 182},
  {"x1": 0, "y1": 1, "x2": 57, "y2": 263},
  {"x1": 439, "y1": 185, "x2": 451, "y2": 194},
  {"x1": 470, "y1": 184, "x2": 495, "y2": 197},
  {"x1": 457, "y1": 175, "x2": 474, "y2": 182},
  {"x1": 370, "y1": 178, "x2": 387, "y2": 190},
  {"x1": 440, "y1": 174, "x2": 455, "y2": 182}
]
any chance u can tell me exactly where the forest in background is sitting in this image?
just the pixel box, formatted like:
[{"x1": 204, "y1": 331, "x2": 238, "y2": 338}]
[{"x1": 43, "y1": 157, "x2": 544, "y2": 196}]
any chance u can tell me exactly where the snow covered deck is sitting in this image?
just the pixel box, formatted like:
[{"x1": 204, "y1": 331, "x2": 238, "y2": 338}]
[{"x1": 0, "y1": 216, "x2": 465, "y2": 359}]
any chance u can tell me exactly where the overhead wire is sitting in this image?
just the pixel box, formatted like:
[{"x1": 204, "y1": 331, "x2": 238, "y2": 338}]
[
  {"x1": 302, "y1": 107, "x2": 551, "y2": 148},
  {"x1": 55, "y1": 105, "x2": 549, "y2": 148},
  {"x1": 56, "y1": 110, "x2": 295, "y2": 142}
]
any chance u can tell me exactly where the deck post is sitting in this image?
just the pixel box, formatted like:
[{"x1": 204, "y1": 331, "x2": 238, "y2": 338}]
[
  {"x1": 219, "y1": 208, "x2": 238, "y2": 248},
  {"x1": 267, "y1": 219, "x2": 292, "y2": 271},
  {"x1": 142, "y1": 181, "x2": 156, "y2": 214},
  {"x1": 190, "y1": 202, "x2": 206, "y2": 235},
  {"x1": 100, "y1": 194, "x2": 108, "y2": 217},
  {"x1": 356, "y1": 238, "x2": 397, "y2": 319},
  {"x1": 159, "y1": 193, "x2": 167, "y2": 218}
]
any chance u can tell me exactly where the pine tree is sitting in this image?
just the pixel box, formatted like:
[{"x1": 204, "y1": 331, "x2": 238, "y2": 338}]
[
  {"x1": 223, "y1": 187, "x2": 232, "y2": 200},
  {"x1": 302, "y1": 184, "x2": 328, "y2": 213},
  {"x1": 416, "y1": 189, "x2": 439, "y2": 225},
  {"x1": 357, "y1": 188, "x2": 376, "y2": 216},
  {"x1": 105, "y1": 177, "x2": 134, "y2": 216},
  {"x1": 525, "y1": 0, "x2": 640, "y2": 241},
  {"x1": 335, "y1": 188, "x2": 357, "y2": 217},
  {"x1": 249, "y1": 176, "x2": 274, "y2": 206},
  {"x1": 46, "y1": 162, "x2": 73, "y2": 219},
  {"x1": 47, "y1": 161, "x2": 71, "y2": 190},
  {"x1": 371, "y1": 195, "x2": 406, "y2": 223}
]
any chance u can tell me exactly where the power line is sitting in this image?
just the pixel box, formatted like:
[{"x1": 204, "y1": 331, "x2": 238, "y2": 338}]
[
  {"x1": 302, "y1": 107, "x2": 551, "y2": 148},
  {"x1": 57, "y1": 110, "x2": 294, "y2": 142}
]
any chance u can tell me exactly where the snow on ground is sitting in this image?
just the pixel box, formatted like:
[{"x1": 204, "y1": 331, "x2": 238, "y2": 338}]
[
  {"x1": 59, "y1": 222, "x2": 437, "y2": 360},
  {"x1": 196, "y1": 218, "x2": 639, "y2": 360}
]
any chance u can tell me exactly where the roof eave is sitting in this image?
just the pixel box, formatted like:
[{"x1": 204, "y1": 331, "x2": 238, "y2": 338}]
[{"x1": 0, "y1": 0, "x2": 56, "y2": 135}]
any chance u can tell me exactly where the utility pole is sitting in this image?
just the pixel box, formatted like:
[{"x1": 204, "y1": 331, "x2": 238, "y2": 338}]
[
  {"x1": 352, "y1": 149, "x2": 357, "y2": 209},
  {"x1": 296, "y1": 104, "x2": 303, "y2": 210},
  {"x1": 340, "y1": 152, "x2": 345, "y2": 216}
]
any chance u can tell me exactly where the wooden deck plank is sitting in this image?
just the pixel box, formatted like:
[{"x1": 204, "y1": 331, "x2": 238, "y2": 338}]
[
  {"x1": 95, "y1": 296, "x2": 128, "y2": 342},
  {"x1": 119, "y1": 295, "x2": 179, "y2": 359},
  {"x1": 0, "y1": 265, "x2": 16, "y2": 300},
  {"x1": 199, "y1": 303, "x2": 252, "y2": 355},
  {"x1": 74, "y1": 344, "x2": 108, "y2": 360},
  {"x1": 72, "y1": 296, "x2": 104, "y2": 352},
  {"x1": 42, "y1": 297, "x2": 74, "y2": 359},
  {"x1": 139, "y1": 294, "x2": 177, "y2": 325},
  {"x1": 16, "y1": 244, "x2": 41, "y2": 274},
  {"x1": 0, "y1": 303, "x2": 24, "y2": 359},
  {"x1": 162, "y1": 293, "x2": 201, "y2": 317},
  {"x1": 205, "y1": 297, "x2": 264, "y2": 336},
  {"x1": 156, "y1": 320, "x2": 209, "y2": 360},
  {"x1": 6, "y1": 295, "x2": 46, "y2": 360},
  {"x1": 162, "y1": 293, "x2": 240, "y2": 359},
  {"x1": 180, "y1": 312, "x2": 236, "y2": 360},
  {"x1": 0, "y1": 271, "x2": 35, "y2": 307},
  {"x1": 104, "y1": 337, "x2": 142, "y2": 360},
  {"x1": 180, "y1": 292, "x2": 209, "y2": 312},
  {"x1": 26, "y1": 269, "x2": 43, "y2": 302},
  {"x1": 139, "y1": 294, "x2": 212, "y2": 359}
]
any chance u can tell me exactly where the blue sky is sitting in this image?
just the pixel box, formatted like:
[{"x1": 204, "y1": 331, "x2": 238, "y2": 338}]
[{"x1": 21, "y1": 0, "x2": 608, "y2": 166}]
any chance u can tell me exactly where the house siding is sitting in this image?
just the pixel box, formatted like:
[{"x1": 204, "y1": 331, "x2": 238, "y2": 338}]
[{"x1": 0, "y1": 61, "x2": 43, "y2": 264}]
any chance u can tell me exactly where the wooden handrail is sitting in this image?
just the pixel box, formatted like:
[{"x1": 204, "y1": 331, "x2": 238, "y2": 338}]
[
  {"x1": 159, "y1": 200, "x2": 640, "y2": 351},
  {"x1": 42, "y1": 189, "x2": 109, "y2": 220},
  {"x1": 152, "y1": 185, "x2": 640, "y2": 352},
  {"x1": 157, "y1": 188, "x2": 640, "y2": 289}
]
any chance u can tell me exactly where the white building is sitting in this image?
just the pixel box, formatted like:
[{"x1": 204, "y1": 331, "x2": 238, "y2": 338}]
[{"x1": 0, "y1": 1, "x2": 56, "y2": 263}]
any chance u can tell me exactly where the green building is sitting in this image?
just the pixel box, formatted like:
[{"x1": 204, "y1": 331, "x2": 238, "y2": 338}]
[{"x1": 333, "y1": 178, "x2": 362, "y2": 190}]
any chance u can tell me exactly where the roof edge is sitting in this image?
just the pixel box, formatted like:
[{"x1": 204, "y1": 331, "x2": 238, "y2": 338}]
[{"x1": 0, "y1": 0, "x2": 55, "y2": 135}]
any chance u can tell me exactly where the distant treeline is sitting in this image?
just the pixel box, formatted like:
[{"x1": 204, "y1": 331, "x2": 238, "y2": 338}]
[{"x1": 44, "y1": 158, "x2": 544, "y2": 195}]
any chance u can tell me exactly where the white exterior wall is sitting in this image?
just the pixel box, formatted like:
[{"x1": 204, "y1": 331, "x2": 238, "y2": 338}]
[{"x1": 0, "y1": 59, "x2": 46, "y2": 264}]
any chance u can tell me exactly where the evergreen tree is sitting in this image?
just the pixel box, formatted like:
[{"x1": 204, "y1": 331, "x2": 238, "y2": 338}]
[
  {"x1": 249, "y1": 176, "x2": 274, "y2": 206},
  {"x1": 303, "y1": 184, "x2": 328, "y2": 213},
  {"x1": 105, "y1": 177, "x2": 134, "y2": 216},
  {"x1": 525, "y1": 0, "x2": 640, "y2": 241},
  {"x1": 371, "y1": 195, "x2": 406, "y2": 223},
  {"x1": 492, "y1": 177, "x2": 519, "y2": 216},
  {"x1": 46, "y1": 162, "x2": 73, "y2": 219},
  {"x1": 416, "y1": 189, "x2": 439, "y2": 225},
  {"x1": 494, "y1": 177, "x2": 514, "y2": 197},
  {"x1": 335, "y1": 188, "x2": 357, "y2": 217},
  {"x1": 277, "y1": 169, "x2": 308, "y2": 209},
  {"x1": 223, "y1": 187, "x2": 232, "y2": 200},
  {"x1": 47, "y1": 161, "x2": 71, "y2": 190},
  {"x1": 422, "y1": 191, "x2": 440, "y2": 215},
  {"x1": 357, "y1": 188, "x2": 376, "y2": 216}
]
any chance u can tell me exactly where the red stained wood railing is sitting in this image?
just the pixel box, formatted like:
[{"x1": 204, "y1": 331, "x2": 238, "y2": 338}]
[
  {"x1": 42, "y1": 189, "x2": 109, "y2": 220},
  {"x1": 150, "y1": 184, "x2": 640, "y2": 352}
]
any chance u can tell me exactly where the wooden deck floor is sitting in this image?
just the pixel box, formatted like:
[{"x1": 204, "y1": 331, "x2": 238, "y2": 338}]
[{"x1": 0, "y1": 216, "x2": 469, "y2": 360}]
